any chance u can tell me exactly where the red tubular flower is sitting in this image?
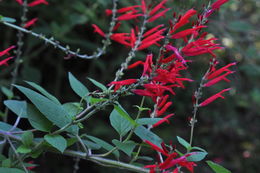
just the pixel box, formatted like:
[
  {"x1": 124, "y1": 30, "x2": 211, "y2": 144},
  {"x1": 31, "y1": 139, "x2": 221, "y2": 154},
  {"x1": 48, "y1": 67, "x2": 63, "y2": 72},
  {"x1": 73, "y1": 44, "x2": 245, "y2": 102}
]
[
  {"x1": 92, "y1": 24, "x2": 106, "y2": 37},
  {"x1": 117, "y1": 12, "x2": 143, "y2": 21},
  {"x1": 171, "y1": 9, "x2": 197, "y2": 33},
  {"x1": 211, "y1": 0, "x2": 229, "y2": 10},
  {"x1": 110, "y1": 33, "x2": 131, "y2": 47},
  {"x1": 130, "y1": 29, "x2": 136, "y2": 47},
  {"x1": 166, "y1": 45, "x2": 186, "y2": 65},
  {"x1": 0, "y1": 45, "x2": 15, "y2": 57},
  {"x1": 108, "y1": 79, "x2": 137, "y2": 92},
  {"x1": 203, "y1": 71, "x2": 234, "y2": 87},
  {"x1": 15, "y1": 0, "x2": 23, "y2": 5},
  {"x1": 149, "y1": 0, "x2": 168, "y2": 16},
  {"x1": 206, "y1": 62, "x2": 236, "y2": 80},
  {"x1": 0, "y1": 57, "x2": 13, "y2": 66},
  {"x1": 148, "y1": 8, "x2": 170, "y2": 22},
  {"x1": 152, "y1": 113, "x2": 174, "y2": 128},
  {"x1": 156, "y1": 102, "x2": 172, "y2": 116},
  {"x1": 144, "y1": 140, "x2": 169, "y2": 156},
  {"x1": 171, "y1": 26, "x2": 207, "y2": 39},
  {"x1": 28, "y1": 0, "x2": 48, "y2": 7},
  {"x1": 141, "y1": 0, "x2": 147, "y2": 14},
  {"x1": 182, "y1": 37, "x2": 223, "y2": 57},
  {"x1": 24, "y1": 18, "x2": 38, "y2": 28},
  {"x1": 199, "y1": 88, "x2": 231, "y2": 107}
]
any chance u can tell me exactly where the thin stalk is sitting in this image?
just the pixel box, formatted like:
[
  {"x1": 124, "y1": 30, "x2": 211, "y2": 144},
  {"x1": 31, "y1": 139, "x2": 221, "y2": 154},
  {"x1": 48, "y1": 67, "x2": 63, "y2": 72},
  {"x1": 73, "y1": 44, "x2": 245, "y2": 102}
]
[
  {"x1": 4, "y1": 0, "x2": 28, "y2": 122},
  {"x1": 0, "y1": 0, "x2": 118, "y2": 60},
  {"x1": 6, "y1": 137, "x2": 28, "y2": 173}
]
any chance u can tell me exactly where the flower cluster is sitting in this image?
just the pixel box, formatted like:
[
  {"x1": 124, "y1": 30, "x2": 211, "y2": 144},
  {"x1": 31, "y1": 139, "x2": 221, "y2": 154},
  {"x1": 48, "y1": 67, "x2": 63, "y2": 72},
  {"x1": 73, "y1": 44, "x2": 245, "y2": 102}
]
[
  {"x1": 0, "y1": 46, "x2": 15, "y2": 67},
  {"x1": 15, "y1": 0, "x2": 49, "y2": 28},
  {"x1": 144, "y1": 140, "x2": 196, "y2": 173}
]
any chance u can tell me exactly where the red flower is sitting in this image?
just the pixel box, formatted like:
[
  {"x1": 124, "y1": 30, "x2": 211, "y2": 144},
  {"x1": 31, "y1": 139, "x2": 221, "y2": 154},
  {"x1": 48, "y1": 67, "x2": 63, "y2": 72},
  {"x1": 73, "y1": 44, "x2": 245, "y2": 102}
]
[
  {"x1": 211, "y1": 0, "x2": 229, "y2": 10},
  {"x1": 206, "y1": 62, "x2": 236, "y2": 80},
  {"x1": 15, "y1": 0, "x2": 23, "y2": 5},
  {"x1": 144, "y1": 140, "x2": 169, "y2": 156},
  {"x1": 108, "y1": 79, "x2": 137, "y2": 92},
  {"x1": 24, "y1": 18, "x2": 38, "y2": 28},
  {"x1": 166, "y1": 45, "x2": 187, "y2": 65},
  {"x1": 148, "y1": 8, "x2": 170, "y2": 23},
  {"x1": 152, "y1": 113, "x2": 174, "y2": 127},
  {"x1": 171, "y1": 9, "x2": 197, "y2": 33},
  {"x1": 171, "y1": 26, "x2": 207, "y2": 39},
  {"x1": 199, "y1": 88, "x2": 231, "y2": 107},
  {"x1": 149, "y1": 0, "x2": 168, "y2": 16},
  {"x1": 0, "y1": 57, "x2": 13, "y2": 66},
  {"x1": 203, "y1": 71, "x2": 234, "y2": 87},
  {"x1": 92, "y1": 24, "x2": 106, "y2": 37},
  {"x1": 28, "y1": 0, "x2": 49, "y2": 7},
  {"x1": 0, "y1": 45, "x2": 15, "y2": 57}
]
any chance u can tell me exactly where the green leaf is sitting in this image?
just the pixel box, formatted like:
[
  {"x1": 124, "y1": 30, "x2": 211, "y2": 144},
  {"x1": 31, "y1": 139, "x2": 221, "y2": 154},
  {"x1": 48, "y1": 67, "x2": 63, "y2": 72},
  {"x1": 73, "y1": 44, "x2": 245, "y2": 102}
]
[
  {"x1": 0, "y1": 122, "x2": 21, "y2": 132},
  {"x1": 0, "y1": 168, "x2": 25, "y2": 173},
  {"x1": 68, "y1": 72, "x2": 89, "y2": 99},
  {"x1": 21, "y1": 131, "x2": 34, "y2": 147},
  {"x1": 16, "y1": 145, "x2": 32, "y2": 154},
  {"x1": 88, "y1": 77, "x2": 107, "y2": 91},
  {"x1": 206, "y1": 161, "x2": 231, "y2": 173},
  {"x1": 27, "y1": 104, "x2": 53, "y2": 132},
  {"x1": 86, "y1": 135, "x2": 119, "y2": 158},
  {"x1": 1, "y1": 17, "x2": 16, "y2": 23},
  {"x1": 177, "y1": 136, "x2": 191, "y2": 150},
  {"x1": 191, "y1": 146, "x2": 207, "y2": 152},
  {"x1": 62, "y1": 102, "x2": 82, "y2": 117},
  {"x1": 15, "y1": 85, "x2": 78, "y2": 134},
  {"x1": 134, "y1": 126, "x2": 162, "y2": 147},
  {"x1": 109, "y1": 109, "x2": 132, "y2": 137},
  {"x1": 114, "y1": 105, "x2": 138, "y2": 127},
  {"x1": 136, "y1": 118, "x2": 163, "y2": 125},
  {"x1": 44, "y1": 134, "x2": 67, "y2": 153},
  {"x1": 1, "y1": 87, "x2": 13, "y2": 99},
  {"x1": 82, "y1": 139, "x2": 101, "y2": 150},
  {"x1": 4, "y1": 100, "x2": 27, "y2": 118},
  {"x1": 90, "y1": 97, "x2": 108, "y2": 104},
  {"x1": 112, "y1": 139, "x2": 136, "y2": 156},
  {"x1": 135, "y1": 156, "x2": 153, "y2": 161},
  {"x1": 187, "y1": 152, "x2": 207, "y2": 162},
  {"x1": 1, "y1": 159, "x2": 11, "y2": 167},
  {"x1": 25, "y1": 81, "x2": 61, "y2": 105}
]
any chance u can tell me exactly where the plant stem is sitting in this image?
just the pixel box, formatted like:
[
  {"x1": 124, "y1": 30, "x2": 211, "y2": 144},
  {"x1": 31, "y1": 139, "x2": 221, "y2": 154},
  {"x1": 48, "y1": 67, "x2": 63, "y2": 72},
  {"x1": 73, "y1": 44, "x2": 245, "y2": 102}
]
[
  {"x1": 3, "y1": 0, "x2": 28, "y2": 122},
  {"x1": 0, "y1": 131, "x2": 149, "y2": 173},
  {"x1": 0, "y1": 0, "x2": 118, "y2": 60}
]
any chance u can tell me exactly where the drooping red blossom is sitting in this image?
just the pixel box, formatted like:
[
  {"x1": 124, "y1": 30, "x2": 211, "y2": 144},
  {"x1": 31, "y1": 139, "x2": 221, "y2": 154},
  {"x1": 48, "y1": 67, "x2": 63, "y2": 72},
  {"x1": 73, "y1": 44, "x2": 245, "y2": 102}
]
[
  {"x1": 149, "y1": 0, "x2": 168, "y2": 16},
  {"x1": 199, "y1": 88, "x2": 231, "y2": 107},
  {"x1": 110, "y1": 33, "x2": 131, "y2": 47},
  {"x1": 15, "y1": 0, "x2": 23, "y2": 5},
  {"x1": 108, "y1": 79, "x2": 137, "y2": 92},
  {"x1": 203, "y1": 71, "x2": 234, "y2": 87},
  {"x1": 148, "y1": 8, "x2": 170, "y2": 22},
  {"x1": 206, "y1": 62, "x2": 236, "y2": 80},
  {"x1": 211, "y1": 0, "x2": 229, "y2": 11},
  {"x1": 171, "y1": 26, "x2": 207, "y2": 39},
  {"x1": 144, "y1": 140, "x2": 196, "y2": 173},
  {"x1": 141, "y1": 0, "x2": 147, "y2": 14},
  {"x1": 0, "y1": 57, "x2": 13, "y2": 66},
  {"x1": 24, "y1": 18, "x2": 38, "y2": 28},
  {"x1": 156, "y1": 102, "x2": 172, "y2": 116},
  {"x1": 144, "y1": 140, "x2": 169, "y2": 156},
  {"x1": 117, "y1": 12, "x2": 143, "y2": 21},
  {"x1": 152, "y1": 113, "x2": 174, "y2": 128},
  {"x1": 171, "y1": 9, "x2": 197, "y2": 33},
  {"x1": 166, "y1": 45, "x2": 187, "y2": 65},
  {"x1": 182, "y1": 37, "x2": 223, "y2": 57},
  {"x1": 0, "y1": 45, "x2": 15, "y2": 57},
  {"x1": 92, "y1": 24, "x2": 106, "y2": 38},
  {"x1": 28, "y1": 0, "x2": 49, "y2": 7}
]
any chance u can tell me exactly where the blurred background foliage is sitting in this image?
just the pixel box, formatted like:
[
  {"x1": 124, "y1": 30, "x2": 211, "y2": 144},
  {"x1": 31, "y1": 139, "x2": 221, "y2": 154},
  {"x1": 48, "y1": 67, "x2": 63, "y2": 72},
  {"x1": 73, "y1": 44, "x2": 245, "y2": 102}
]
[{"x1": 0, "y1": 0, "x2": 259, "y2": 172}]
